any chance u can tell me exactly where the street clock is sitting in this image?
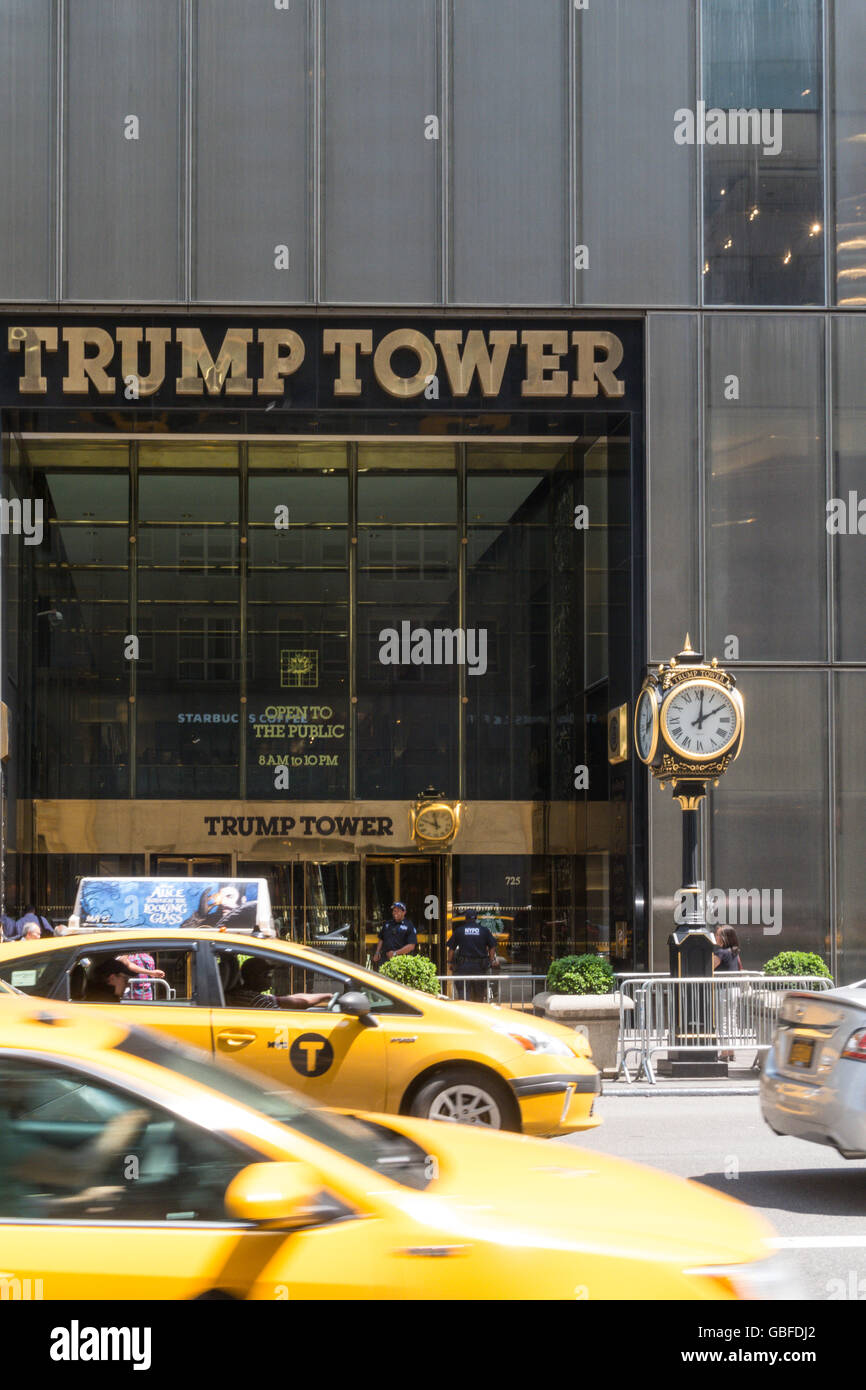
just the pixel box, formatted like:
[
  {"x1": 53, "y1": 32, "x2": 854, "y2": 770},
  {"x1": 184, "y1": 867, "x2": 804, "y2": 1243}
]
[
  {"x1": 635, "y1": 635, "x2": 744, "y2": 788},
  {"x1": 635, "y1": 635, "x2": 747, "y2": 1065}
]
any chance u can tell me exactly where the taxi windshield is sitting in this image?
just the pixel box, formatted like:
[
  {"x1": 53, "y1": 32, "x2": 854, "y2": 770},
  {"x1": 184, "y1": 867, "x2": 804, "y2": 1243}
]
[{"x1": 114, "y1": 1027, "x2": 430, "y2": 1190}]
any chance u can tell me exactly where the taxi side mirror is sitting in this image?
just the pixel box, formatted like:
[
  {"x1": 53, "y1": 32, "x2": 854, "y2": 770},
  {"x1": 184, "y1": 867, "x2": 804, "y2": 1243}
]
[
  {"x1": 224, "y1": 1161, "x2": 325, "y2": 1230},
  {"x1": 337, "y1": 990, "x2": 376, "y2": 1024}
]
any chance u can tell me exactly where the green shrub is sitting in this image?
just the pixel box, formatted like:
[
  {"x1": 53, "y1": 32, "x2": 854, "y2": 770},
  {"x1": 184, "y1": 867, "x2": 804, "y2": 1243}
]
[
  {"x1": 546, "y1": 953, "x2": 616, "y2": 996},
  {"x1": 378, "y1": 954, "x2": 440, "y2": 996},
  {"x1": 762, "y1": 950, "x2": 832, "y2": 979}
]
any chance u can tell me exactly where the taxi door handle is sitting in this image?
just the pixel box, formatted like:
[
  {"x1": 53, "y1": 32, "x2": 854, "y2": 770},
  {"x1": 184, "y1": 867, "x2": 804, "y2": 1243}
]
[{"x1": 217, "y1": 1031, "x2": 257, "y2": 1050}]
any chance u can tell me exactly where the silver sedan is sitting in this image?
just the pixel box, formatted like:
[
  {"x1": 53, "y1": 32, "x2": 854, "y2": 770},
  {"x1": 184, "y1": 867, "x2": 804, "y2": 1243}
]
[{"x1": 762, "y1": 984, "x2": 866, "y2": 1158}]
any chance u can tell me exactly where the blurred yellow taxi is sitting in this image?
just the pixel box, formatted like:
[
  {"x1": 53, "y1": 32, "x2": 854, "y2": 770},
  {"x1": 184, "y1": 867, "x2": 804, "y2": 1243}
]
[
  {"x1": 0, "y1": 995, "x2": 795, "y2": 1300},
  {"x1": 0, "y1": 931, "x2": 599, "y2": 1137}
]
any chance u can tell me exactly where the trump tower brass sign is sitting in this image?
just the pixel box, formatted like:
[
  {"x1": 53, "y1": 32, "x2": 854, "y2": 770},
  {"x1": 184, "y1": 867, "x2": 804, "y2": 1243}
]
[{"x1": 0, "y1": 317, "x2": 640, "y2": 414}]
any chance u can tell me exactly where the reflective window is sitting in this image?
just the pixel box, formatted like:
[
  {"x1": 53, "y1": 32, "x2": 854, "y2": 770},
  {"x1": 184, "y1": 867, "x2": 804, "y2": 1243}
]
[
  {"x1": 835, "y1": 673, "x2": 866, "y2": 984},
  {"x1": 832, "y1": 0, "x2": 866, "y2": 306},
  {"x1": 28, "y1": 445, "x2": 130, "y2": 797},
  {"x1": 705, "y1": 315, "x2": 826, "y2": 660},
  {"x1": 832, "y1": 316, "x2": 866, "y2": 659},
  {"x1": 466, "y1": 445, "x2": 570, "y2": 800},
  {"x1": 702, "y1": 0, "x2": 824, "y2": 305},
  {"x1": 137, "y1": 451, "x2": 240, "y2": 797},
  {"x1": 357, "y1": 446, "x2": 459, "y2": 798},
  {"x1": 708, "y1": 670, "x2": 829, "y2": 967},
  {"x1": 248, "y1": 445, "x2": 349, "y2": 798}
]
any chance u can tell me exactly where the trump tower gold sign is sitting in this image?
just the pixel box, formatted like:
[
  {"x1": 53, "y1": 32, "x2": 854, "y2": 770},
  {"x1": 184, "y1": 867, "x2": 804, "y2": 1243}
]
[{"x1": 0, "y1": 317, "x2": 639, "y2": 414}]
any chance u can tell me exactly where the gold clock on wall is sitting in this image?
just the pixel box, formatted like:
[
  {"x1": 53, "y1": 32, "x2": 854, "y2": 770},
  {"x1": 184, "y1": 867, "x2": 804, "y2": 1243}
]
[{"x1": 410, "y1": 794, "x2": 461, "y2": 847}]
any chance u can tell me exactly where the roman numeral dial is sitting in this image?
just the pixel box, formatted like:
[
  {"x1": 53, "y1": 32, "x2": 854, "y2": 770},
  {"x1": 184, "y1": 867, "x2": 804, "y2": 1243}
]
[{"x1": 661, "y1": 679, "x2": 741, "y2": 762}]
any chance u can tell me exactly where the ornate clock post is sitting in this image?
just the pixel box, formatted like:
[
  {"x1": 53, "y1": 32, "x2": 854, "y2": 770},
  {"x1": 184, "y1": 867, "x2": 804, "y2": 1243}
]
[{"x1": 635, "y1": 636, "x2": 745, "y2": 1073}]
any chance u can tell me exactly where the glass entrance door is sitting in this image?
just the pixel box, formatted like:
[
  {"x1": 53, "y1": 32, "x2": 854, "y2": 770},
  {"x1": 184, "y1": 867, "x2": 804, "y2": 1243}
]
[{"x1": 364, "y1": 856, "x2": 448, "y2": 969}]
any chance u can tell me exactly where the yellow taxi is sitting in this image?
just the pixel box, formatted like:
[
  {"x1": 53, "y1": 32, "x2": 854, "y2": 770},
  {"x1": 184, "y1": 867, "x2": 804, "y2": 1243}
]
[
  {"x1": 0, "y1": 931, "x2": 599, "y2": 1137},
  {"x1": 0, "y1": 994, "x2": 796, "y2": 1300}
]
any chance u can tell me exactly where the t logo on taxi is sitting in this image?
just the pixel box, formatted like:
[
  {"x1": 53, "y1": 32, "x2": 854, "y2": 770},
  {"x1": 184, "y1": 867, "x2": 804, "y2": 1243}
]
[{"x1": 290, "y1": 1033, "x2": 334, "y2": 1076}]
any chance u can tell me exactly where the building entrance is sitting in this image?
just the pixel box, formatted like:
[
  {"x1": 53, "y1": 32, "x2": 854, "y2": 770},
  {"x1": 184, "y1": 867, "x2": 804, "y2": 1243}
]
[
  {"x1": 7, "y1": 416, "x2": 645, "y2": 971},
  {"x1": 266, "y1": 855, "x2": 448, "y2": 970},
  {"x1": 364, "y1": 856, "x2": 448, "y2": 970}
]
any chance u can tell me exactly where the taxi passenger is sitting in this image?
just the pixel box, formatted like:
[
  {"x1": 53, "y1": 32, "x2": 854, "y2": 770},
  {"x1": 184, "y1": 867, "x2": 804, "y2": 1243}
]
[
  {"x1": 83, "y1": 958, "x2": 134, "y2": 1003},
  {"x1": 224, "y1": 956, "x2": 332, "y2": 1011}
]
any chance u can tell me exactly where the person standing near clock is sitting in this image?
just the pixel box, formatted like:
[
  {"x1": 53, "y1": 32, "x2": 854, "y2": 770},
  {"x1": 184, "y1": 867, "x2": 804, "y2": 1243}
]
[{"x1": 372, "y1": 901, "x2": 418, "y2": 969}]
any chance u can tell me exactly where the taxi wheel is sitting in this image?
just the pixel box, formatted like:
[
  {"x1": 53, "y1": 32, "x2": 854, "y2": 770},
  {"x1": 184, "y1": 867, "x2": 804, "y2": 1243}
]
[{"x1": 409, "y1": 1069, "x2": 517, "y2": 1130}]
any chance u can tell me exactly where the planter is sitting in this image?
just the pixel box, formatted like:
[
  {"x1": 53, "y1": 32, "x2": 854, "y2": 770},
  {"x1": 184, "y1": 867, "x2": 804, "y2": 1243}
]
[{"x1": 532, "y1": 992, "x2": 633, "y2": 1076}]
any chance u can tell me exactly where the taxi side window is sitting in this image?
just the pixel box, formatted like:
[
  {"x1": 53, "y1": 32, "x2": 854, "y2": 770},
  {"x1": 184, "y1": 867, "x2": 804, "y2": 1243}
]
[
  {"x1": 0, "y1": 951, "x2": 71, "y2": 998},
  {"x1": 0, "y1": 1057, "x2": 252, "y2": 1223},
  {"x1": 270, "y1": 953, "x2": 420, "y2": 1016},
  {"x1": 213, "y1": 946, "x2": 348, "y2": 1005},
  {"x1": 68, "y1": 947, "x2": 198, "y2": 1005}
]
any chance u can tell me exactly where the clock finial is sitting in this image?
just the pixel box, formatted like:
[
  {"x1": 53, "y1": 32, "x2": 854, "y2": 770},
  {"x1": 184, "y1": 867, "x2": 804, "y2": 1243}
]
[{"x1": 676, "y1": 632, "x2": 703, "y2": 665}]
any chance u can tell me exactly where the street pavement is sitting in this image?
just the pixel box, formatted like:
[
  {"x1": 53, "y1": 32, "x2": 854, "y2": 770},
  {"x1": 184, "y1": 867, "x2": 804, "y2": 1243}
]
[{"x1": 557, "y1": 1091, "x2": 866, "y2": 1300}]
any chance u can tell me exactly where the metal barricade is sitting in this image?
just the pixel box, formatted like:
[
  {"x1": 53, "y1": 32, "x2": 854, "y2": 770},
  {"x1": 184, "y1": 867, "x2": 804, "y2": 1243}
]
[
  {"x1": 436, "y1": 973, "x2": 547, "y2": 1010},
  {"x1": 614, "y1": 973, "x2": 672, "y2": 1078},
  {"x1": 620, "y1": 974, "x2": 834, "y2": 1083}
]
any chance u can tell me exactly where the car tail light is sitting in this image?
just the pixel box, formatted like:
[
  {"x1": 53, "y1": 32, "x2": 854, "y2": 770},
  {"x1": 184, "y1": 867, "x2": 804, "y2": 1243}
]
[{"x1": 842, "y1": 1028, "x2": 866, "y2": 1061}]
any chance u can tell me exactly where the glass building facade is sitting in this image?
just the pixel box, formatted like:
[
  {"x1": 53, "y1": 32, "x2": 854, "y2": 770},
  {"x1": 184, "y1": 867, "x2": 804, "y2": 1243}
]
[{"x1": 0, "y1": 0, "x2": 864, "y2": 978}]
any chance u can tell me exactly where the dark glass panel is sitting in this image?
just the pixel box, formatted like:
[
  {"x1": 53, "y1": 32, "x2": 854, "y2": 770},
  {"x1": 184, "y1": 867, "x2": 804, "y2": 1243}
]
[{"x1": 702, "y1": 0, "x2": 823, "y2": 305}]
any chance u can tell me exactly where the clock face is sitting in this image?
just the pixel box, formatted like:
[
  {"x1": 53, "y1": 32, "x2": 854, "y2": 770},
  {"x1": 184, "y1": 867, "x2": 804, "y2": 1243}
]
[
  {"x1": 661, "y1": 680, "x2": 740, "y2": 761},
  {"x1": 634, "y1": 688, "x2": 658, "y2": 764},
  {"x1": 415, "y1": 805, "x2": 455, "y2": 840}
]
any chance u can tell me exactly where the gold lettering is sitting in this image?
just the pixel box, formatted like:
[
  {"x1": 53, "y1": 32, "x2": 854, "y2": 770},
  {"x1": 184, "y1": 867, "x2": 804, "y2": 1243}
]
[
  {"x1": 176, "y1": 328, "x2": 253, "y2": 395},
  {"x1": 373, "y1": 328, "x2": 437, "y2": 399},
  {"x1": 434, "y1": 329, "x2": 516, "y2": 397},
  {"x1": 116, "y1": 326, "x2": 171, "y2": 397},
  {"x1": 62, "y1": 327, "x2": 116, "y2": 394},
  {"x1": 257, "y1": 328, "x2": 305, "y2": 395},
  {"x1": 322, "y1": 328, "x2": 373, "y2": 396},
  {"x1": 520, "y1": 330, "x2": 568, "y2": 397},
  {"x1": 8, "y1": 326, "x2": 58, "y2": 394},
  {"x1": 571, "y1": 331, "x2": 625, "y2": 398}
]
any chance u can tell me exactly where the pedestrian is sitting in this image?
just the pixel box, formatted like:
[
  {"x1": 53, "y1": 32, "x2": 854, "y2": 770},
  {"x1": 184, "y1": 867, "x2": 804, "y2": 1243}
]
[
  {"x1": 117, "y1": 952, "x2": 165, "y2": 1002},
  {"x1": 712, "y1": 926, "x2": 742, "y2": 1060},
  {"x1": 0, "y1": 912, "x2": 17, "y2": 942},
  {"x1": 21, "y1": 922, "x2": 42, "y2": 943},
  {"x1": 447, "y1": 913, "x2": 499, "y2": 1002},
  {"x1": 371, "y1": 902, "x2": 417, "y2": 969},
  {"x1": 712, "y1": 925, "x2": 742, "y2": 971},
  {"x1": 14, "y1": 905, "x2": 54, "y2": 940}
]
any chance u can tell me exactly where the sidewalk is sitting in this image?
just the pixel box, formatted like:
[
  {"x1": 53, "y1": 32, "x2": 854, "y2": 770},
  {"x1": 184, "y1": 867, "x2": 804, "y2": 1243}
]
[{"x1": 602, "y1": 1055, "x2": 762, "y2": 1097}]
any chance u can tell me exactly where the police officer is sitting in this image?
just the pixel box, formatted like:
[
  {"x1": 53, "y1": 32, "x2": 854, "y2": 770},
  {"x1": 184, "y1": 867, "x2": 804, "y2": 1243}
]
[
  {"x1": 372, "y1": 901, "x2": 417, "y2": 968},
  {"x1": 447, "y1": 914, "x2": 499, "y2": 1001}
]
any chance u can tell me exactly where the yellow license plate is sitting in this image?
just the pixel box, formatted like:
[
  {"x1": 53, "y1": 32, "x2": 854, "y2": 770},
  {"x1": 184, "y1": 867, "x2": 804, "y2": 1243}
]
[{"x1": 789, "y1": 1037, "x2": 815, "y2": 1068}]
